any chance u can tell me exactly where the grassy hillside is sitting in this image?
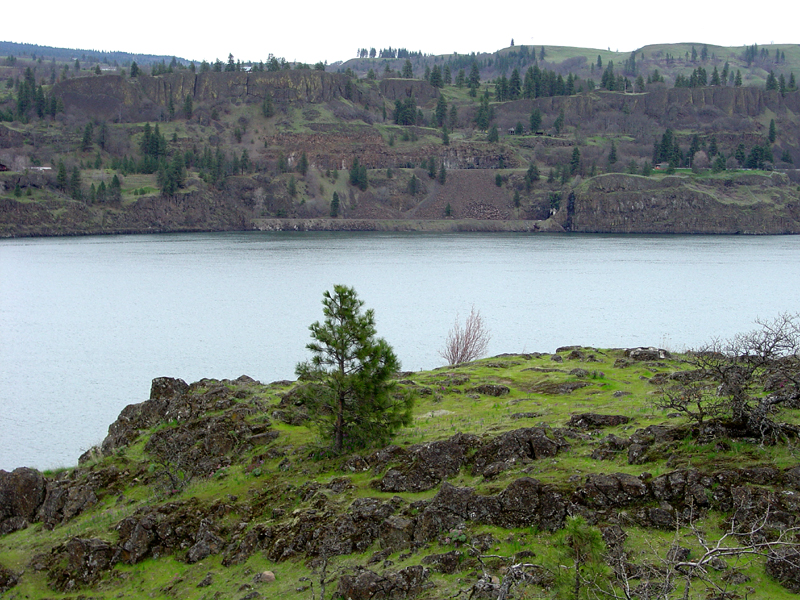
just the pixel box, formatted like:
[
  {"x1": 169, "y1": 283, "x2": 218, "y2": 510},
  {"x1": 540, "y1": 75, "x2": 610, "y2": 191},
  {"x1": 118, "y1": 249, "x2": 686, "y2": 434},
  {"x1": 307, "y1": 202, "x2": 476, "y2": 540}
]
[
  {"x1": 0, "y1": 42, "x2": 799, "y2": 236},
  {"x1": 2, "y1": 322, "x2": 800, "y2": 599}
]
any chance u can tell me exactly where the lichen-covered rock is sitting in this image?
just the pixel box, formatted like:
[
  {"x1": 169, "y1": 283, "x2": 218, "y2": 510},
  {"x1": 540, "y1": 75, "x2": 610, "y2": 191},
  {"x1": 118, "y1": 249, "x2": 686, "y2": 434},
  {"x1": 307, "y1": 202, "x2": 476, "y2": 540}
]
[
  {"x1": 472, "y1": 428, "x2": 564, "y2": 476},
  {"x1": 376, "y1": 434, "x2": 479, "y2": 492},
  {"x1": 45, "y1": 537, "x2": 116, "y2": 590},
  {"x1": 0, "y1": 467, "x2": 46, "y2": 534},
  {"x1": 420, "y1": 550, "x2": 463, "y2": 574},
  {"x1": 569, "y1": 413, "x2": 631, "y2": 429},
  {"x1": 766, "y1": 547, "x2": 800, "y2": 592},
  {"x1": 336, "y1": 565, "x2": 429, "y2": 600},
  {"x1": 0, "y1": 562, "x2": 18, "y2": 592}
]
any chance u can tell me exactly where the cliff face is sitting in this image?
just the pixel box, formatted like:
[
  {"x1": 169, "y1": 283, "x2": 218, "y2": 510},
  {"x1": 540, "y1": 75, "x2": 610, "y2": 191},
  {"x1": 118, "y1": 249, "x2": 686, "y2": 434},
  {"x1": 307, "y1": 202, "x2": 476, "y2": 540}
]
[
  {"x1": 556, "y1": 173, "x2": 800, "y2": 234},
  {"x1": 53, "y1": 72, "x2": 438, "y2": 123}
]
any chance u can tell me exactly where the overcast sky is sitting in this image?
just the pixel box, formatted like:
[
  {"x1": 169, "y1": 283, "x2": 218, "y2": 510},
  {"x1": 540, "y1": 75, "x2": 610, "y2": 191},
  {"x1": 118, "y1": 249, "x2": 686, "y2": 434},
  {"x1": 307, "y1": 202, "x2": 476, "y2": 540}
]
[{"x1": 5, "y1": 0, "x2": 797, "y2": 65}]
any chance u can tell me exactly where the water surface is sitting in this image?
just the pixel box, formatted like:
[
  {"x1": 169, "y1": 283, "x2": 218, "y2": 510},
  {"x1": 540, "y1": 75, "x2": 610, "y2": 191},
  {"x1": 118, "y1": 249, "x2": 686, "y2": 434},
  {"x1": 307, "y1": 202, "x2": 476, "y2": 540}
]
[{"x1": 1, "y1": 231, "x2": 798, "y2": 470}]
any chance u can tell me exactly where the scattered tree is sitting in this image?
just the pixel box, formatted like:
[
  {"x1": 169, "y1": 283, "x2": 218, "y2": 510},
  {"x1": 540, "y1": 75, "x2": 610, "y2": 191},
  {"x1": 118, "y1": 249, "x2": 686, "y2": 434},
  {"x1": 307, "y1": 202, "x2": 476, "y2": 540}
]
[{"x1": 295, "y1": 285, "x2": 413, "y2": 454}]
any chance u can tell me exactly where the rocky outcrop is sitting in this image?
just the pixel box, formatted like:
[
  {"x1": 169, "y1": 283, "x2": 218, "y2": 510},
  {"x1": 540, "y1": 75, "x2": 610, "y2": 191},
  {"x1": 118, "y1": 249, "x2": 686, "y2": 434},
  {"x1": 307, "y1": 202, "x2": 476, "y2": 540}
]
[
  {"x1": 0, "y1": 561, "x2": 18, "y2": 592},
  {"x1": 560, "y1": 173, "x2": 800, "y2": 234},
  {"x1": 0, "y1": 467, "x2": 46, "y2": 534},
  {"x1": 337, "y1": 565, "x2": 429, "y2": 600}
]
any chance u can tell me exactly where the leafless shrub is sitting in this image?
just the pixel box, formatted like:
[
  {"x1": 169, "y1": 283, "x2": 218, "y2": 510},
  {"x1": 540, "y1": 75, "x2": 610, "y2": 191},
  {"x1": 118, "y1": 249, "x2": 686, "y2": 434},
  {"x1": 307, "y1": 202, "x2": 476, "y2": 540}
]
[{"x1": 439, "y1": 306, "x2": 491, "y2": 366}]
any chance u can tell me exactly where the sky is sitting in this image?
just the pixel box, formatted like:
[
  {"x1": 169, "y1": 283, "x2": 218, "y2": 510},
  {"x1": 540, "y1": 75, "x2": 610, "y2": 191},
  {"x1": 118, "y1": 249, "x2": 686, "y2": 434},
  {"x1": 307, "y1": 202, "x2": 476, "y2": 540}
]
[{"x1": 4, "y1": 0, "x2": 798, "y2": 66}]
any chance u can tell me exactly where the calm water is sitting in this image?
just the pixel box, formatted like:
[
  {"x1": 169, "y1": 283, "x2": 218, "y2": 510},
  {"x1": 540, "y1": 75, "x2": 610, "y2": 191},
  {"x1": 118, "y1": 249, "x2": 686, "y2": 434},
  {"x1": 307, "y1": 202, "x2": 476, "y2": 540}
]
[{"x1": 1, "y1": 231, "x2": 799, "y2": 471}]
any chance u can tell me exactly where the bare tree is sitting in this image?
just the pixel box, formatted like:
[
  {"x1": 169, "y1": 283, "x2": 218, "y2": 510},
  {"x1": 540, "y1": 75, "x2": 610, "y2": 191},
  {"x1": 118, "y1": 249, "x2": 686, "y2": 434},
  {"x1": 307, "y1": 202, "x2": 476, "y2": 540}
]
[
  {"x1": 656, "y1": 313, "x2": 800, "y2": 443},
  {"x1": 439, "y1": 306, "x2": 491, "y2": 366}
]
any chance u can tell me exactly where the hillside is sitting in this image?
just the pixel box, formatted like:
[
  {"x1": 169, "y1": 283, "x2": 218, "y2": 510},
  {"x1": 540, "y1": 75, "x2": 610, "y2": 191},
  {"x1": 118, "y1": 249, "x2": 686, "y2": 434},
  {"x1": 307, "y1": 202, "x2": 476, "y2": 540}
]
[
  {"x1": 1, "y1": 42, "x2": 800, "y2": 236},
  {"x1": 3, "y1": 332, "x2": 800, "y2": 599}
]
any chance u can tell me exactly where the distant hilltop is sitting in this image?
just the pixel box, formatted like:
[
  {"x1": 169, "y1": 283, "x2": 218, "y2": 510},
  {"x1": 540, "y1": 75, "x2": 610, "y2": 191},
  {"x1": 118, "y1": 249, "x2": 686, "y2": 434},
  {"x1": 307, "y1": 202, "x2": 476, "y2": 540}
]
[{"x1": 1, "y1": 41, "x2": 799, "y2": 237}]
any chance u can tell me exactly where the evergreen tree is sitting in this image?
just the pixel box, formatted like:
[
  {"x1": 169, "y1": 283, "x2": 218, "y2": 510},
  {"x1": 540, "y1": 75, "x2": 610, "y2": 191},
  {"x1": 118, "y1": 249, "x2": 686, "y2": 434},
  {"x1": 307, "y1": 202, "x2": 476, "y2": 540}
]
[
  {"x1": 294, "y1": 285, "x2": 412, "y2": 454},
  {"x1": 69, "y1": 166, "x2": 82, "y2": 200},
  {"x1": 435, "y1": 95, "x2": 447, "y2": 127},
  {"x1": 449, "y1": 105, "x2": 458, "y2": 130},
  {"x1": 401, "y1": 59, "x2": 413, "y2": 78},
  {"x1": 288, "y1": 175, "x2": 297, "y2": 197},
  {"x1": 298, "y1": 151, "x2": 309, "y2": 176},
  {"x1": 608, "y1": 140, "x2": 618, "y2": 165},
  {"x1": 768, "y1": 118, "x2": 777, "y2": 143},
  {"x1": 183, "y1": 95, "x2": 193, "y2": 119},
  {"x1": 529, "y1": 107, "x2": 542, "y2": 132},
  {"x1": 570, "y1": 147, "x2": 581, "y2": 175},
  {"x1": 487, "y1": 124, "x2": 499, "y2": 143},
  {"x1": 441, "y1": 126, "x2": 449, "y2": 146},
  {"x1": 553, "y1": 110, "x2": 565, "y2": 134},
  {"x1": 330, "y1": 191, "x2": 339, "y2": 217},
  {"x1": 56, "y1": 161, "x2": 68, "y2": 191},
  {"x1": 508, "y1": 68, "x2": 521, "y2": 99},
  {"x1": 130, "y1": 61, "x2": 139, "y2": 77},
  {"x1": 734, "y1": 70, "x2": 742, "y2": 86},
  {"x1": 429, "y1": 64, "x2": 443, "y2": 88},
  {"x1": 468, "y1": 62, "x2": 480, "y2": 97},
  {"x1": 262, "y1": 94, "x2": 275, "y2": 118},
  {"x1": 81, "y1": 122, "x2": 94, "y2": 151},
  {"x1": 437, "y1": 163, "x2": 446, "y2": 184}
]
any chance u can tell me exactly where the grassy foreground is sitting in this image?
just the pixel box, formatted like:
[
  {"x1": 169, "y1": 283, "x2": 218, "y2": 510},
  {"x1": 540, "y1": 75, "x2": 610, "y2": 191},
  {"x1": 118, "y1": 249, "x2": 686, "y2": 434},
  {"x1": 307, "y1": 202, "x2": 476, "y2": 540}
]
[{"x1": 1, "y1": 346, "x2": 799, "y2": 599}]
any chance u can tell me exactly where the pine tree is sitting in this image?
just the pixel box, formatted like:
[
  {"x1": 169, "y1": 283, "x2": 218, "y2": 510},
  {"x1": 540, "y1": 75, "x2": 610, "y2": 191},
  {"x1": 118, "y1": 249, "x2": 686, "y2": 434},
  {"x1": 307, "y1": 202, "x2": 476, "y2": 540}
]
[
  {"x1": 529, "y1": 107, "x2": 542, "y2": 132},
  {"x1": 56, "y1": 161, "x2": 68, "y2": 191},
  {"x1": 437, "y1": 163, "x2": 446, "y2": 185},
  {"x1": 487, "y1": 124, "x2": 499, "y2": 143},
  {"x1": 570, "y1": 147, "x2": 581, "y2": 175},
  {"x1": 468, "y1": 62, "x2": 480, "y2": 97},
  {"x1": 330, "y1": 191, "x2": 339, "y2": 217},
  {"x1": 298, "y1": 151, "x2": 309, "y2": 176},
  {"x1": 608, "y1": 140, "x2": 618, "y2": 165},
  {"x1": 768, "y1": 119, "x2": 777, "y2": 143},
  {"x1": 294, "y1": 285, "x2": 411, "y2": 454}
]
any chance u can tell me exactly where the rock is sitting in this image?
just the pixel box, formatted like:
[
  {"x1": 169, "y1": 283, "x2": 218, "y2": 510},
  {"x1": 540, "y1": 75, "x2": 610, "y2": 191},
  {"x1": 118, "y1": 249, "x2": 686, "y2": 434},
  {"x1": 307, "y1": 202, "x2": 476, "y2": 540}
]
[
  {"x1": 568, "y1": 413, "x2": 630, "y2": 429},
  {"x1": 550, "y1": 354, "x2": 564, "y2": 363},
  {"x1": 625, "y1": 347, "x2": 671, "y2": 361},
  {"x1": 253, "y1": 570, "x2": 276, "y2": 583},
  {"x1": 466, "y1": 384, "x2": 510, "y2": 397},
  {"x1": 379, "y1": 516, "x2": 415, "y2": 552},
  {"x1": 187, "y1": 520, "x2": 225, "y2": 564},
  {"x1": 45, "y1": 537, "x2": 116, "y2": 590},
  {"x1": 197, "y1": 572, "x2": 214, "y2": 587},
  {"x1": 0, "y1": 467, "x2": 47, "y2": 534},
  {"x1": 150, "y1": 376, "x2": 190, "y2": 400},
  {"x1": 376, "y1": 435, "x2": 479, "y2": 492},
  {"x1": 420, "y1": 550, "x2": 463, "y2": 574},
  {"x1": 574, "y1": 473, "x2": 648, "y2": 508},
  {"x1": 472, "y1": 428, "x2": 563, "y2": 476},
  {"x1": 38, "y1": 482, "x2": 98, "y2": 529},
  {"x1": 590, "y1": 434, "x2": 631, "y2": 461},
  {"x1": 336, "y1": 565, "x2": 428, "y2": 600},
  {"x1": 0, "y1": 562, "x2": 18, "y2": 593}
]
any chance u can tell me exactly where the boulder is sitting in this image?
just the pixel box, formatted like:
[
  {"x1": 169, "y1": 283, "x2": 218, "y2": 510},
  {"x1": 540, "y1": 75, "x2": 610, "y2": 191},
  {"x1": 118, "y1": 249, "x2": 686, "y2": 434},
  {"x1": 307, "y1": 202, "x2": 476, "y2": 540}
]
[
  {"x1": 336, "y1": 565, "x2": 429, "y2": 600},
  {"x1": 0, "y1": 467, "x2": 47, "y2": 534},
  {"x1": 420, "y1": 550, "x2": 463, "y2": 574},
  {"x1": 379, "y1": 516, "x2": 415, "y2": 552},
  {"x1": 376, "y1": 435, "x2": 479, "y2": 492},
  {"x1": 186, "y1": 519, "x2": 225, "y2": 563},
  {"x1": 568, "y1": 413, "x2": 631, "y2": 429},
  {"x1": 472, "y1": 428, "x2": 563, "y2": 476},
  {"x1": 0, "y1": 562, "x2": 18, "y2": 592},
  {"x1": 45, "y1": 537, "x2": 116, "y2": 590},
  {"x1": 466, "y1": 384, "x2": 510, "y2": 397},
  {"x1": 624, "y1": 347, "x2": 671, "y2": 361}
]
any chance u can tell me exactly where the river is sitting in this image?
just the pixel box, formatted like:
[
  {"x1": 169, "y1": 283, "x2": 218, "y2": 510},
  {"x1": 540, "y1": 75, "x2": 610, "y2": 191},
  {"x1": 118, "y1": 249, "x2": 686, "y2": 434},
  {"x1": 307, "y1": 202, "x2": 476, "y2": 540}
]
[{"x1": 1, "y1": 231, "x2": 799, "y2": 471}]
